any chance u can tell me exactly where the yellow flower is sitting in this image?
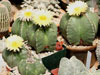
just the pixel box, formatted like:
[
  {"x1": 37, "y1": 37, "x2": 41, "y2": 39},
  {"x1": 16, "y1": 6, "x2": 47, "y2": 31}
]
[
  {"x1": 6, "y1": 35, "x2": 24, "y2": 52},
  {"x1": 33, "y1": 10, "x2": 53, "y2": 27},
  {"x1": 18, "y1": 8, "x2": 34, "y2": 21},
  {"x1": 67, "y1": 1, "x2": 88, "y2": 16}
]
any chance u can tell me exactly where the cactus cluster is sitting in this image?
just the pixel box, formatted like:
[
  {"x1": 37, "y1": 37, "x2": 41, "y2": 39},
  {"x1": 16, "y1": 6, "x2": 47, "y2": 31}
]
[
  {"x1": 12, "y1": 9, "x2": 57, "y2": 53},
  {"x1": 60, "y1": 2, "x2": 99, "y2": 45},
  {"x1": 2, "y1": 35, "x2": 47, "y2": 74},
  {"x1": 0, "y1": 0, "x2": 11, "y2": 33},
  {"x1": 21, "y1": 0, "x2": 61, "y2": 17},
  {"x1": 58, "y1": 56, "x2": 100, "y2": 75}
]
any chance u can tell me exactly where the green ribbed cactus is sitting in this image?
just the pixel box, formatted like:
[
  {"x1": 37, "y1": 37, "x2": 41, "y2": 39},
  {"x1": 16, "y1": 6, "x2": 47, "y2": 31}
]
[
  {"x1": 27, "y1": 22, "x2": 57, "y2": 53},
  {"x1": 2, "y1": 46, "x2": 28, "y2": 68},
  {"x1": 12, "y1": 18, "x2": 33, "y2": 40},
  {"x1": 0, "y1": 4, "x2": 10, "y2": 32},
  {"x1": 1, "y1": 0, "x2": 12, "y2": 19},
  {"x1": 60, "y1": 11, "x2": 99, "y2": 45},
  {"x1": 18, "y1": 58, "x2": 46, "y2": 75}
]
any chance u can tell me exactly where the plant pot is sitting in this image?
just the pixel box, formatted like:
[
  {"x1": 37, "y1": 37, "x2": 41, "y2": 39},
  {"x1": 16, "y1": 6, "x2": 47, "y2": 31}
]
[
  {"x1": 58, "y1": 35, "x2": 98, "y2": 67},
  {"x1": 69, "y1": 50, "x2": 97, "y2": 67}
]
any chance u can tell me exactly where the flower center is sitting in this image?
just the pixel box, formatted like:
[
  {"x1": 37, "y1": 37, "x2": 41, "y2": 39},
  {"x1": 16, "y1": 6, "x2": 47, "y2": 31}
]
[
  {"x1": 39, "y1": 15, "x2": 47, "y2": 21},
  {"x1": 24, "y1": 12, "x2": 32, "y2": 17},
  {"x1": 74, "y1": 7, "x2": 80, "y2": 12},
  {"x1": 12, "y1": 41, "x2": 18, "y2": 48}
]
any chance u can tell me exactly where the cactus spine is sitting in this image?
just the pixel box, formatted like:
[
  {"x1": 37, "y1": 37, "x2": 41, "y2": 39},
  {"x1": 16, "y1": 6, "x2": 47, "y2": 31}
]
[
  {"x1": 27, "y1": 22, "x2": 57, "y2": 53},
  {"x1": 60, "y1": 11, "x2": 99, "y2": 45},
  {"x1": 0, "y1": 4, "x2": 10, "y2": 32}
]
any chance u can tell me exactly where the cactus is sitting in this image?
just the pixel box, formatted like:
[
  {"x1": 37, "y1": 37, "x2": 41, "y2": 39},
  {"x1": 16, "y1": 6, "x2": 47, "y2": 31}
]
[
  {"x1": 1, "y1": 0, "x2": 12, "y2": 18},
  {"x1": 11, "y1": 18, "x2": 33, "y2": 40},
  {"x1": 27, "y1": 22, "x2": 57, "y2": 53},
  {"x1": 60, "y1": 11, "x2": 99, "y2": 45},
  {"x1": 18, "y1": 58, "x2": 46, "y2": 75},
  {"x1": 12, "y1": 9, "x2": 57, "y2": 53},
  {"x1": 21, "y1": 0, "x2": 61, "y2": 18},
  {"x1": 0, "y1": 4, "x2": 10, "y2": 32},
  {"x1": 2, "y1": 46, "x2": 28, "y2": 68},
  {"x1": 26, "y1": 9, "x2": 57, "y2": 53},
  {"x1": 58, "y1": 56, "x2": 100, "y2": 75}
]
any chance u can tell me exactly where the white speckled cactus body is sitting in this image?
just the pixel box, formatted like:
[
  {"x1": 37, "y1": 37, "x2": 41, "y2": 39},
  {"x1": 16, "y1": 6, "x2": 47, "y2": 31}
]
[{"x1": 58, "y1": 56, "x2": 100, "y2": 75}]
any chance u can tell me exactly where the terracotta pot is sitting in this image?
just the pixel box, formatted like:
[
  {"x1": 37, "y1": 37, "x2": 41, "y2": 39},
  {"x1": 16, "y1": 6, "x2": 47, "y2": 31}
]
[
  {"x1": 69, "y1": 49, "x2": 97, "y2": 67},
  {"x1": 58, "y1": 35, "x2": 98, "y2": 67},
  {"x1": 67, "y1": 43, "x2": 97, "y2": 67}
]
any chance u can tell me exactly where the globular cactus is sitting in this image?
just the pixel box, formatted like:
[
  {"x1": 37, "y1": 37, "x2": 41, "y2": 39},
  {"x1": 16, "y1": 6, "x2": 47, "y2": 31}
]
[
  {"x1": 27, "y1": 23, "x2": 57, "y2": 53},
  {"x1": 12, "y1": 18, "x2": 33, "y2": 40},
  {"x1": 11, "y1": 8, "x2": 34, "y2": 40},
  {"x1": 58, "y1": 56, "x2": 100, "y2": 75},
  {"x1": 2, "y1": 35, "x2": 28, "y2": 68},
  {"x1": 18, "y1": 58, "x2": 46, "y2": 75},
  {"x1": 2, "y1": 47, "x2": 28, "y2": 68},
  {"x1": 1, "y1": 0, "x2": 12, "y2": 19},
  {"x1": 60, "y1": 1, "x2": 99, "y2": 46},
  {"x1": 0, "y1": 4, "x2": 10, "y2": 32}
]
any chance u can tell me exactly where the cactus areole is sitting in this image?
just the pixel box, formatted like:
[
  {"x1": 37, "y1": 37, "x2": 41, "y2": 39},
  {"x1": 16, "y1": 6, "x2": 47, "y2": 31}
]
[{"x1": 60, "y1": 11, "x2": 99, "y2": 46}]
